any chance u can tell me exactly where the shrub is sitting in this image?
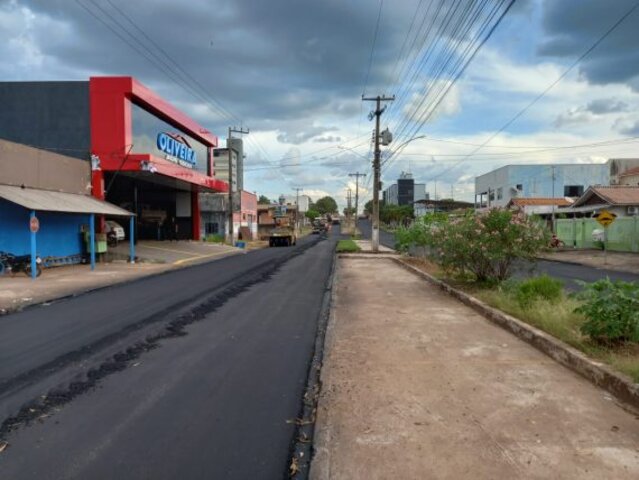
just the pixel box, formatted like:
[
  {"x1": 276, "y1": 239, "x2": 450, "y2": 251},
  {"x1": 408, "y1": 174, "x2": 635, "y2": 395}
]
[
  {"x1": 514, "y1": 275, "x2": 563, "y2": 308},
  {"x1": 574, "y1": 278, "x2": 639, "y2": 343},
  {"x1": 432, "y1": 209, "x2": 549, "y2": 283},
  {"x1": 206, "y1": 234, "x2": 225, "y2": 243}
]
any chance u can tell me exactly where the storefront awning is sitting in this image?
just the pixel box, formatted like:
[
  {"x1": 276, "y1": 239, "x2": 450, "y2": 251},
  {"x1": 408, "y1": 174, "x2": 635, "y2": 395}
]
[{"x1": 0, "y1": 184, "x2": 133, "y2": 216}]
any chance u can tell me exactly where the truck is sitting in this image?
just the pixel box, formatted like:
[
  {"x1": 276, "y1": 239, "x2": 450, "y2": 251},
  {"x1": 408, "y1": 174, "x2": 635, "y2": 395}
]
[{"x1": 268, "y1": 213, "x2": 297, "y2": 247}]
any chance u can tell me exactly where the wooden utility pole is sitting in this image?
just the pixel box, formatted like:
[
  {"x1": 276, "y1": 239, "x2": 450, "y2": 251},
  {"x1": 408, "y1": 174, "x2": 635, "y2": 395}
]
[
  {"x1": 349, "y1": 172, "x2": 366, "y2": 233},
  {"x1": 227, "y1": 126, "x2": 249, "y2": 244},
  {"x1": 362, "y1": 95, "x2": 394, "y2": 252},
  {"x1": 293, "y1": 187, "x2": 303, "y2": 231}
]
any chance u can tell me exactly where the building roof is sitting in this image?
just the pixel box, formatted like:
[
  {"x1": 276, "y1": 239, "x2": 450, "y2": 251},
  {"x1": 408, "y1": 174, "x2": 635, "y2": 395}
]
[
  {"x1": 508, "y1": 197, "x2": 573, "y2": 207},
  {"x1": 571, "y1": 185, "x2": 639, "y2": 208},
  {"x1": 619, "y1": 166, "x2": 639, "y2": 177},
  {"x1": 0, "y1": 184, "x2": 133, "y2": 216}
]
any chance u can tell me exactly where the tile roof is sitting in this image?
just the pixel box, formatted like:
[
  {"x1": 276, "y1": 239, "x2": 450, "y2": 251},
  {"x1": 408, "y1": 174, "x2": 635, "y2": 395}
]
[
  {"x1": 590, "y1": 185, "x2": 639, "y2": 205},
  {"x1": 509, "y1": 197, "x2": 573, "y2": 207}
]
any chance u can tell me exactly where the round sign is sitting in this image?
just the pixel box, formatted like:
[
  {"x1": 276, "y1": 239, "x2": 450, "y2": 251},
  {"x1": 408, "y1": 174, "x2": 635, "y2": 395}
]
[{"x1": 30, "y1": 216, "x2": 40, "y2": 233}]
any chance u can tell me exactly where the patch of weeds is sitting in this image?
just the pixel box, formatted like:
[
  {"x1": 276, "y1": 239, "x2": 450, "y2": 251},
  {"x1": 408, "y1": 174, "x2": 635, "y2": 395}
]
[{"x1": 336, "y1": 239, "x2": 360, "y2": 253}]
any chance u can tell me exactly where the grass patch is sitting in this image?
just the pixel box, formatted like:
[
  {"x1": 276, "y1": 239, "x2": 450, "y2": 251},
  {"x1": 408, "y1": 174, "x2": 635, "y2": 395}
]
[{"x1": 336, "y1": 239, "x2": 361, "y2": 253}]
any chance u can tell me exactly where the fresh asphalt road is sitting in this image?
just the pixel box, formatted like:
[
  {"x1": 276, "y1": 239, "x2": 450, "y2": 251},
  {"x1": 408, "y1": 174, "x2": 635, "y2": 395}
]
[
  {"x1": 0, "y1": 230, "x2": 337, "y2": 479},
  {"x1": 357, "y1": 219, "x2": 639, "y2": 289}
]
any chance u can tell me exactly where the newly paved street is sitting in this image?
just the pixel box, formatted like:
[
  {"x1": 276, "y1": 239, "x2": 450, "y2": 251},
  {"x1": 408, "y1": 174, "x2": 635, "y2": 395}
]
[{"x1": 0, "y1": 230, "x2": 337, "y2": 478}]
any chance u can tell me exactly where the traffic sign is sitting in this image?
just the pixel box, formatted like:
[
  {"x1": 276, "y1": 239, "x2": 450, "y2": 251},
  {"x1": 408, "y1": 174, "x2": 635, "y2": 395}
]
[
  {"x1": 595, "y1": 209, "x2": 616, "y2": 228},
  {"x1": 30, "y1": 216, "x2": 40, "y2": 233}
]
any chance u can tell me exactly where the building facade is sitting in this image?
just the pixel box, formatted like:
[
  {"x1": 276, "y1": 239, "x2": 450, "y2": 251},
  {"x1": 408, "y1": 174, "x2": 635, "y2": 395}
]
[
  {"x1": 383, "y1": 172, "x2": 428, "y2": 206},
  {"x1": 0, "y1": 77, "x2": 228, "y2": 241},
  {"x1": 474, "y1": 164, "x2": 609, "y2": 209}
]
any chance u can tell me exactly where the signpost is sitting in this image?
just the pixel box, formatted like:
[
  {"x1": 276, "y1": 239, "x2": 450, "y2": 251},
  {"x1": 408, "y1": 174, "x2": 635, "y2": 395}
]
[{"x1": 594, "y1": 210, "x2": 617, "y2": 265}]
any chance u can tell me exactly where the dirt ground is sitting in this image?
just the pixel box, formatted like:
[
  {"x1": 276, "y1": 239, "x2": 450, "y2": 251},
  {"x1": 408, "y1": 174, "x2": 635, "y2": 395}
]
[{"x1": 311, "y1": 257, "x2": 639, "y2": 480}]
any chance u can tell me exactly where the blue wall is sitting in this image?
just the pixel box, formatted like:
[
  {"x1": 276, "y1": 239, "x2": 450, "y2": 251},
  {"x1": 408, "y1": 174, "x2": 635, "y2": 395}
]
[{"x1": 0, "y1": 200, "x2": 88, "y2": 257}]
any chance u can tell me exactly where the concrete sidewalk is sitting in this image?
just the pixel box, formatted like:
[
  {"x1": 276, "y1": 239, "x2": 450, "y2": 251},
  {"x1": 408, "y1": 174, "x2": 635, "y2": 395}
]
[
  {"x1": 540, "y1": 249, "x2": 639, "y2": 275},
  {"x1": 0, "y1": 242, "x2": 241, "y2": 313},
  {"x1": 311, "y1": 257, "x2": 639, "y2": 479}
]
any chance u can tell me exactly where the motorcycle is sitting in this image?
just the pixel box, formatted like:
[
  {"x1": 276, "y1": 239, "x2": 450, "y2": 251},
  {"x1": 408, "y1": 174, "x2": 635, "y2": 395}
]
[{"x1": 0, "y1": 252, "x2": 43, "y2": 277}]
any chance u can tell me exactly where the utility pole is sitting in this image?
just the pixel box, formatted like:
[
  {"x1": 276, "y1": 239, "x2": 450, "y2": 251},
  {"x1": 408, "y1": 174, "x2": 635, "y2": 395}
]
[
  {"x1": 293, "y1": 187, "x2": 303, "y2": 231},
  {"x1": 349, "y1": 172, "x2": 366, "y2": 233},
  {"x1": 551, "y1": 165, "x2": 556, "y2": 233},
  {"x1": 363, "y1": 94, "x2": 394, "y2": 252},
  {"x1": 227, "y1": 126, "x2": 249, "y2": 244}
]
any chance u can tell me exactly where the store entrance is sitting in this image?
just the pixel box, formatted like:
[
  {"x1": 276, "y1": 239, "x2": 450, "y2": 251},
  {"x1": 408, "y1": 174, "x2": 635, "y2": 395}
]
[{"x1": 105, "y1": 173, "x2": 193, "y2": 240}]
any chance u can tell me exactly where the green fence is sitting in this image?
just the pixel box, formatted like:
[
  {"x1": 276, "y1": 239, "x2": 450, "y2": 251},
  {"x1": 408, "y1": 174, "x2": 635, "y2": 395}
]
[{"x1": 556, "y1": 217, "x2": 639, "y2": 252}]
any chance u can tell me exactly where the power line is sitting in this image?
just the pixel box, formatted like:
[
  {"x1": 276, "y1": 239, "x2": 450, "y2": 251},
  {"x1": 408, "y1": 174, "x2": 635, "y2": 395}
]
[{"x1": 417, "y1": 0, "x2": 639, "y2": 183}]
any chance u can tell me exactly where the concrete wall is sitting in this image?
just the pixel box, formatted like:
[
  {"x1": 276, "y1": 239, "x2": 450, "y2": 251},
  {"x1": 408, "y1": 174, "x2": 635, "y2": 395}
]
[
  {"x1": 556, "y1": 216, "x2": 639, "y2": 252},
  {"x1": 0, "y1": 139, "x2": 91, "y2": 194},
  {"x1": 0, "y1": 81, "x2": 90, "y2": 160},
  {"x1": 0, "y1": 200, "x2": 88, "y2": 257}
]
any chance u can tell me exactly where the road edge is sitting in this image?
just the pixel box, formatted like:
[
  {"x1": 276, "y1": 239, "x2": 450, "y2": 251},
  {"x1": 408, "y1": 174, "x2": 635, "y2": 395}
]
[
  {"x1": 288, "y1": 247, "x2": 338, "y2": 479},
  {"x1": 393, "y1": 257, "x2": 639, "y2": 412}
]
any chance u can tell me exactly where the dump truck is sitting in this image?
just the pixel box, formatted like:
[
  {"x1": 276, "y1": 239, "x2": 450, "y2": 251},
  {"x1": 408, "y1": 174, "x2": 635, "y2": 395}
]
[{"x1": 268, "y1": 209, "x2": 297, "y2": 247}]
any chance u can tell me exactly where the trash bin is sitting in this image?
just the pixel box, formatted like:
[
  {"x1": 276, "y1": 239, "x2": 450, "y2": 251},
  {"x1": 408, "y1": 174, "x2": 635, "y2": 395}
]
[{"x1": 235, "y1": 241, "x2": 246, "y2": 249}]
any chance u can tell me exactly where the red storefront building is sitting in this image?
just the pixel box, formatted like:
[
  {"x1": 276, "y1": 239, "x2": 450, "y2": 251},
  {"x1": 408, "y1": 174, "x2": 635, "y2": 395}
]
[{"x1": 0, "y1": 76, "x2": 229, "y2": 241}]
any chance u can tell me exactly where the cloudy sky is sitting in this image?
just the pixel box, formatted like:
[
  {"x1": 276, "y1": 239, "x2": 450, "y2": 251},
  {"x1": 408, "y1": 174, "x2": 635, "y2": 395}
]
[{"x1": 2, "y1": 0, "x2": 639, "y2": 208}]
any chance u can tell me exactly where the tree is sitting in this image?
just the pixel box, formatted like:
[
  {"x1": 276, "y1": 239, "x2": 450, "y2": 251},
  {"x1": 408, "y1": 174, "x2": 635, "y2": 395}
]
[
  {"x1": 314, "y1": 196, "x2": 338, "y2": 215},
  {"x1": 305, "y1": 209, "x2": 320, "y2": 222},
  {"x1": 364, "y1": 200, "x2": 373, "y2": 216},
  {"x1": 258, "y1": 195, "x2": 271, "y2": 204}
]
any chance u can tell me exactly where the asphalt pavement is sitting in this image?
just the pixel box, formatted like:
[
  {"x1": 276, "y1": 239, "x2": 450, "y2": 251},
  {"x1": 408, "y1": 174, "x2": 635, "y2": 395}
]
[
  {"x1": 0, "y1": 229, "x2": 338, "y2": 479},
  {"x1": 357, "y1": 219, "x2": 639, "y2": 290}
]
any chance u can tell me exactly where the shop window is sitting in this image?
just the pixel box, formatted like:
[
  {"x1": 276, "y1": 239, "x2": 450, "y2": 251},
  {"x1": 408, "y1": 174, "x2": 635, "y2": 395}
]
[
  {"x1": 564, "y1": 185, "x2": 584, "y2": 197},
  {"x1": 205, "y1": 222, "x2": 219, "y2": 234},
  {"x1": 516, "y1": 184, "x2": 523, "y2": 191},
  {"x1": 497, "y1": 187, "x2": 503, "y2": 200}
]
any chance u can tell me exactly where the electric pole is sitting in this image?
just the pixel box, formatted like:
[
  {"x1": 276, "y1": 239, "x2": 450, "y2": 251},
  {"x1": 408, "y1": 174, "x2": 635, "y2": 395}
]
[
  {"x1": 227, "y1": 126, "x2": 249, "y2": 244},
  {"x1": 293, "y1": 187, "x2": 303, "y2": 231},
  {"x1": 363, "y1": 94, "x2": 394, "y2": 252},
  {"x1": 349, "y1": 172, "x2": 366, "y2": 233}
]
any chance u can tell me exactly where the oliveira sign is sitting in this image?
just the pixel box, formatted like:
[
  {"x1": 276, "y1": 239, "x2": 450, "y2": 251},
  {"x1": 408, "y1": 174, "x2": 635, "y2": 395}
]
[{"x1": 157, "y1": 132, "x2": 197, "y2": 168}]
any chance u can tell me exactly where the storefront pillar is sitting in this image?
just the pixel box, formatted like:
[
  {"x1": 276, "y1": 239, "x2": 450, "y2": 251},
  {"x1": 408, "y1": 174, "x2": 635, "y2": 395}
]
[
  {"x1": 89, "y1": 213, "x2": 96, "y2": 271},
  {"x1": 129, "y1": 216, "x2": 136, "y2": 263},
  {"x1": 30, "y1": 210, "x2": 37, "y2": 280},
  {"x1": 192, "y1": 187, "x2": 201, "y2": 240}
]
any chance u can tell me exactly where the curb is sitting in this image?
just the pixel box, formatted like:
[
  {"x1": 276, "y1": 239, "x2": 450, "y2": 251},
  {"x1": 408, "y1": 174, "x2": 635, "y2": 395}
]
[{"x1": 392, "y1": 257, "x2": 639, "y2": 412}]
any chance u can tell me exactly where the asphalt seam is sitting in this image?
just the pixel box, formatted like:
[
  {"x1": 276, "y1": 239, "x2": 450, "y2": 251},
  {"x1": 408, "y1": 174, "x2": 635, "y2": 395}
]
[
  {"x1": 0, "y1": 237, "x2": 324, "y2": 443},
  {"x1": 287, "y1": 245, "x2": 337, "y2": 480}
]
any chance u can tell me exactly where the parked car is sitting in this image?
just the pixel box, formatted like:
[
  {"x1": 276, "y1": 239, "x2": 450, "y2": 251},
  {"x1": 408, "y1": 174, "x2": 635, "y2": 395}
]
[{"x1": 105, "y1": 220, "x2": 126, "y2": 242}]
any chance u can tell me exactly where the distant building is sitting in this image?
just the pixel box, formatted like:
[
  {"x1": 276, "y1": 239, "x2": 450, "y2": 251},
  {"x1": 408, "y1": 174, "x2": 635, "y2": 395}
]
[
  {"x1": 609, "y1": 158, "x2": 639, "y2": 185},
  {"x1": 565, "y1": 185, "x2": 639, "y2": 218},
  {"x1": 474, "y1": 164, "x2": 609, "y2": 209},
  {"x1": 618, "y1": 166, "x2": 639, "y2": 186},
  {"x1": 414, "y1": 199, "x2": 473, "y2": 216},
  {"x1": 506, "y1": 197, "x2": 574, "y2": 216},
  {"x1": 383, "y1": 172, "x2": 429, "y2": 206}
]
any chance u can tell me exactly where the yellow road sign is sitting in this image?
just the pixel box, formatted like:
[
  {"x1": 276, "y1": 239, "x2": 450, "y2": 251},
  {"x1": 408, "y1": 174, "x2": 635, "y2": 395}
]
[{"x1": 595, "y1": 209, "x2": 617, "y2": 227}]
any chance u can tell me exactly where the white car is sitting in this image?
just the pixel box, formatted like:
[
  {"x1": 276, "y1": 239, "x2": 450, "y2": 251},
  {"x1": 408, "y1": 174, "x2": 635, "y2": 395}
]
[{"x1": 106, "y1": 220, "x2": 126, "y2": 241}]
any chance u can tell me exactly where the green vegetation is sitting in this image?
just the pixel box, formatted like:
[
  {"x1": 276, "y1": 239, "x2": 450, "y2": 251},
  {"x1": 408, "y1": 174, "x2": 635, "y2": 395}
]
[
  {"x1": 336, "y1": 239, "x2": 360, "y2": 253},
  {"x1": 305, "y1": 209, "x2": 320, "y2": 222},
  {"x1": 258, "y1": 195, "x2": 271, "y2": 204},
  {"x1": 574, "y1": 278, "x2": 639, "y2": 343},
  {"x1": 314, "y1": 196, "x2": 338, "y2": 215},
  {"x1": 398, "y1": 209, "x2": 549, "y2": 283},
  {"x1": 512, "y1": 275, "x2": 563, "y2": 308},
  {"x1": 472, "y1": 278, "x2": 639, "y2": 382},
  {"x1": 205, "y1": 234, "x2": 225, "y2": 243}
]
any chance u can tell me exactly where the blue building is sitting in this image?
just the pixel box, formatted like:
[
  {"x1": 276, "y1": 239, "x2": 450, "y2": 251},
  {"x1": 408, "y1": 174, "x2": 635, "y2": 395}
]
[{"x1": 474, "y1": 163, "x2": 609, "y2": 209}]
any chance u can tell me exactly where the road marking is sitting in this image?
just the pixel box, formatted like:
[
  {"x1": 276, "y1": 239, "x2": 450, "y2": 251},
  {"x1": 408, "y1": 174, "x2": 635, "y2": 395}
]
[
  {"x1": 138, "y1": 244, "x2": 226, "y2": 255},
  {"x1": 173, "y1": 250, "x2": 238, "y2": 266}
]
